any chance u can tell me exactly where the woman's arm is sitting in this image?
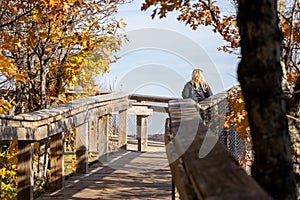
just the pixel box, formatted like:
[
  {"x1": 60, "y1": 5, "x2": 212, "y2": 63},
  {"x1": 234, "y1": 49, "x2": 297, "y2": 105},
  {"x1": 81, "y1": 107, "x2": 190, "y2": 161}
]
[
  {"x1": 182, "y1": 82, "x2": 191, "y2": 99},
  {"x1": 205, "y1": 85, "x2": 213, "y2": 98}
]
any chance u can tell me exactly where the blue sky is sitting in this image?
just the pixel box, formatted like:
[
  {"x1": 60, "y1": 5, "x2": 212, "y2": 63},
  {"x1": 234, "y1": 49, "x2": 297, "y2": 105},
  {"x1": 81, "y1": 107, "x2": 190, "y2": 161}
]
[{"x1": 97, "y1": 0, "x2": 240, "y2": 98}]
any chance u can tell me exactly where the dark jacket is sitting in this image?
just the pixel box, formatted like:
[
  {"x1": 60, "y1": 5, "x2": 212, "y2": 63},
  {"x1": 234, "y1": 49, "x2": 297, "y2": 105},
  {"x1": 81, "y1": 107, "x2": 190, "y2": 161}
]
[{"x1": 182, "y1": 82, "x2": 213, "y2": 103}]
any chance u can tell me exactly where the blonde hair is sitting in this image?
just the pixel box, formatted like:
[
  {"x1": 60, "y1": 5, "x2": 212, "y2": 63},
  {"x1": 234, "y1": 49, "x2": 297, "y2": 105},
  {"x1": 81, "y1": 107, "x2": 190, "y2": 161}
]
[{"x1": 190, "y1": 69, "x2": 209, "y2": 92}]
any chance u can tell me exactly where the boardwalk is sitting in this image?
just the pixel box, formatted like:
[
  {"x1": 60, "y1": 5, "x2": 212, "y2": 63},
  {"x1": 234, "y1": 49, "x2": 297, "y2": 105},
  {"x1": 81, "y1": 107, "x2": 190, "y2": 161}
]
[{"x1": 37, "y1": 143, "x2": 172, "y2": 200}]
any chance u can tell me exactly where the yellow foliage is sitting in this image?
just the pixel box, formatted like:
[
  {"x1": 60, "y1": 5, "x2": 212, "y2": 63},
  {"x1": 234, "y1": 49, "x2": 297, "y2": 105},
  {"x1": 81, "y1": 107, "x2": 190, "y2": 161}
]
[
  {"x1": 0, "y1": 141, "x2": 17, "y2": 199},
  {"x1": 0, "y1": 0, "x2": 126, "y2": 115},
  {"x1": 64, "y1": 128, "x2": 77, "y2": 152},
  {"x1": 0, "y1": 1, "x2": 126, "y2": 198},
  {"x1": 232, "y1": 20, "x2": 237, "y2": 28},
  {"x1": 0, "y1": 98, "x2": 12, "y2": 115}
]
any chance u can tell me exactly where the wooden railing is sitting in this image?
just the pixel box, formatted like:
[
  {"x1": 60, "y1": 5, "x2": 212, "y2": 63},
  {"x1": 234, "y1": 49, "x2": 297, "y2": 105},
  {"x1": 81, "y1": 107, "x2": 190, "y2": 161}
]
[
  {"x1": 0, "y1": 93, "x2": 129, "y2": 200},
  {"x1": 0, "y1": 91, "x2": 272, "y2": 200},
  {"x1": 128, "y1": 94, "x2": 175, "y2": 151},
  {"x1": 165, "y1": 93, "x2": 272, "y2": 199}
]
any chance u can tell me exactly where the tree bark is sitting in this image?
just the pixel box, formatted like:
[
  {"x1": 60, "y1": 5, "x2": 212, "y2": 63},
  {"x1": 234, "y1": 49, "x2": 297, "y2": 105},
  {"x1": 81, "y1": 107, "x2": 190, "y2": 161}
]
[
  {"x1": 287, "y1": 76, "x2": 300, "y2": 196},
  {"x1": 40, "y1": 63, "x2": 47, "y2": 109},
  {"x1": 237, "y1": 0, "x2": 296, "y2": 199},
  {"x1": 277, "y1": 0, "x2": 286, "y2": 25}
]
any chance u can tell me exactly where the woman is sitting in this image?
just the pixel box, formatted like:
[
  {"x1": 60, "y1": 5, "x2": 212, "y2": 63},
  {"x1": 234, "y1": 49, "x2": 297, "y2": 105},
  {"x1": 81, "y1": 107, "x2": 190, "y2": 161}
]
[{"x1": 182, "y1": 68, "x2": 213, "y2": 103}]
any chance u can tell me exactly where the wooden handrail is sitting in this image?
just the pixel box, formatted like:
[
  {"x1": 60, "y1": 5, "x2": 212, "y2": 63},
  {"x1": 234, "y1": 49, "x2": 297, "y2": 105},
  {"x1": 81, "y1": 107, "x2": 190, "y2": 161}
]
[
  {"x1": 129, "y1": 93, "x2": 176, "y2": 103},
  {"x1": 0, "y1": 92, "x2": 127, "y2": 122},
  {"x1": 166, "y1": 96, "x2": 272, "y2": 199},
  {"x1": 0, "y1": 92, "x2": 128, "y2": 140}
]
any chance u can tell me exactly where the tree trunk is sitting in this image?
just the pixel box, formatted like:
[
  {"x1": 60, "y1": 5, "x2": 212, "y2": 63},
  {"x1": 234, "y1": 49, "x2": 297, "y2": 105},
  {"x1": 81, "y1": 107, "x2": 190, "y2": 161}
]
[
  {"x1": 237, "y1": 0, "x2": 296, "y2": 199},
  {"x1": 287, "y1": 76, "x2": 300, "y2": 197},
  {"x1": 277, "y1": 0, "x2": 286, "y2": 25},
  {"x1": 40, "y1": 62, "x2": 47, "y2": 109}
]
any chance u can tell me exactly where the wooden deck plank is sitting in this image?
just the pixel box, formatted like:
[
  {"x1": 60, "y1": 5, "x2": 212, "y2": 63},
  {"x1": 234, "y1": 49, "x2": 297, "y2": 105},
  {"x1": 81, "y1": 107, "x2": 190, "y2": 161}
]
[{"x1": 37, "y1": 146, "x2": 172, "y2": 200}]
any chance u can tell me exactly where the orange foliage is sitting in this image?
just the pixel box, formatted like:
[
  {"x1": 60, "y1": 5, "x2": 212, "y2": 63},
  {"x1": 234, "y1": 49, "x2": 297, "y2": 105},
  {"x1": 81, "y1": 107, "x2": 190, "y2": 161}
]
[
  {"x1": 142, "y1": 0, "x2": 240, "y2": 53},
  {"x1": 224, "y1": 85, "x2": 250, "y2": 139},
  {"x1": 282, "y1": 21, "x2": 300, "y2": 43}
]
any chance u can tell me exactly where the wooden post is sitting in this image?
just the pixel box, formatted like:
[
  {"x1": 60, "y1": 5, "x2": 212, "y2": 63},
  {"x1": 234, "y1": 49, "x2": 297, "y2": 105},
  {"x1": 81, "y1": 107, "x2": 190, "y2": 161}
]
[
  {"x1": 49, "y1": 133, "x2": 64, "y2": 191},
  {"x1": 17, "y1": 141, "x2": 34, "y2": 200},
  {"x1": 88, "y1": 118, "x2": 98, "y2": 153},
  {"x1": 127, "y1": 104, "x2": 153, "y2": 151},
  {"x1": 75, "y1": 122, "x2": 88, "y2": 174},
  {"x1": 118, "y1": 110, "x2": 127, "y2": 150},
  {"x1": 137, "y1": 115, "x2": 148, "y2": 151},
  {"x1": 98, "y1": 115, "x2": 109, "y2": 162}
]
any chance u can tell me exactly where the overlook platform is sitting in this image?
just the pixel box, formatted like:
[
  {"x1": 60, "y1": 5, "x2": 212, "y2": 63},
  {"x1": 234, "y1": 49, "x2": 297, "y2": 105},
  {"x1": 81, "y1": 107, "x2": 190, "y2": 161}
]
[{"x1": 0, "y1": 92, "x2": 269, "y2": 199}]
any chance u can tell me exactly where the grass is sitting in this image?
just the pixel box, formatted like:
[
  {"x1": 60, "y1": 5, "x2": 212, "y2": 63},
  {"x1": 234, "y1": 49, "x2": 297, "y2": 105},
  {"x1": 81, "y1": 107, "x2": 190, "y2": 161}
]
[{"x1": 64, "y1": 151, "x2": 99, "y2": 178}]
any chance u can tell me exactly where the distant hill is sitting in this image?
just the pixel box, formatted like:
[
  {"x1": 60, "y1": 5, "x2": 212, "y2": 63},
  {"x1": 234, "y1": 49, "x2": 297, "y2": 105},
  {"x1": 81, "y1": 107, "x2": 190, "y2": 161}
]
[
  {"x1": 148, "y1": 134, "x2": 164, "y2": 142},
  {"x1": 127, "y1": 133, "x2": 164, "y2": 143}
]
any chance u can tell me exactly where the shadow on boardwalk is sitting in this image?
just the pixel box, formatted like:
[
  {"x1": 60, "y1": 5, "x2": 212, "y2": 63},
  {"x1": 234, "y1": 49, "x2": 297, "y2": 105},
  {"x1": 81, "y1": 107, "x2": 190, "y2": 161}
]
[{"x1": 38, "y1": 145, "x2": 172, "y2": 200}]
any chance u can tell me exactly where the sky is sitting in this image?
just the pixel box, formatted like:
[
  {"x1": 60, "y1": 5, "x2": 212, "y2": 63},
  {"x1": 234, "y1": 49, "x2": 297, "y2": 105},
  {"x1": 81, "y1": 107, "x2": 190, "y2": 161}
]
[
  {"x1": 97, "y1": 0, "x2": 240, "y2": 98},
  {"x1": 96, "y1": 0, "x2": 240, "y2": 135}
]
